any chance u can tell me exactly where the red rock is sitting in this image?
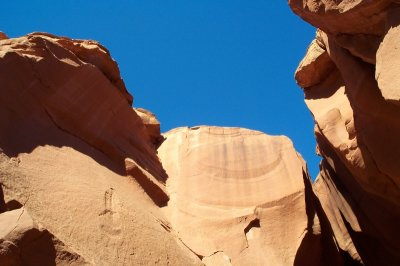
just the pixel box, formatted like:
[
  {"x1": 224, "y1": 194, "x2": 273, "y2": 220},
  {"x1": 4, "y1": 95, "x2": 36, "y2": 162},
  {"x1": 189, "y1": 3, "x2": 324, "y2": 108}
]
[
  {"x1": 0, "y1": 33, "x2": 201, "y2": 265},
  {"x1": 0, "y1": 32, "x2": 166, "y2": 182},
  {"x1": 0, "y1": 32, "x2": 8, "y2": 40},
  {"x1": 295, "y1": 32, "x2": 335, "y2": 88},
  {"x1": 288, "y1": 0, "x2": 392, "y2": 35},
  {"x1": 2, "y1": 2, "x2": 400, "y2": 261},
  {"x1": 293, "y1": 1, "x2": 400, "y2": 264},
  {"x1": 134, "y1": 107, "x2": 164, "y2": 147},
  {"x1": 334, "y1": 33, "x2": 382, "y2": 64}
]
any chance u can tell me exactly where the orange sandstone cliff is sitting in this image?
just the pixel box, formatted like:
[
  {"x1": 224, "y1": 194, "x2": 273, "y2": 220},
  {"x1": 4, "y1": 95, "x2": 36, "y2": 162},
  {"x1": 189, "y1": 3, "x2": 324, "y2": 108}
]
[
  {"x1": 0, "y1": 32, "x2": 200, "y2": 265},
  {"x1": 158, "y1": 126, "x2": 321, "y2": 265},
  {"x1": 290, "y1": 0, "x2": 400, "y2": 265},
  {"x1": 0, "y1": 1, "x2": 400, "y2": 264}
]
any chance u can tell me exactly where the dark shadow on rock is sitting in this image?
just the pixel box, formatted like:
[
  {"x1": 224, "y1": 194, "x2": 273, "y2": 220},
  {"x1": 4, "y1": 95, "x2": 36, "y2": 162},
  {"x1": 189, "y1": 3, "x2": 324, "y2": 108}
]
[
  {"x1": 316, "y1": 130, "x2": 400, "y2": 265},
  {"x1": 0, "y1": 49, "x2": 167, "y2": 207},
  {"x1": 126, "y1": 164, "x2": 169, "y2": 207},
  {"x1": 304, "y1": 33, "x2": 400, "y2": 265},
  {"x1": 0, "y1": 94, "x2": 127, "y2": 177},
  {"x1": 244, "y1": 218, "x2": 260, "y2": 235},
  {"x1": 0, "y1": 184, "x2": 6, "y2": 213},
  {"x1": 294, "y1": 168, "x2": 358, "y2": 266},
  {"x1": 6, "y1": 200, "x2": 23, "y2": 211},
  {"x1": 1, "y1": 184, "x2": 25, "y2": 212},
  {"x1": 19, "y1": 228, "x2": 57, "y2": 266},
  {"x1": 0, "y1": 114, "x2": 172, "y2": 210},
  {"x1": 304, "y1": 67, "x2": 344, "y2": 101}
]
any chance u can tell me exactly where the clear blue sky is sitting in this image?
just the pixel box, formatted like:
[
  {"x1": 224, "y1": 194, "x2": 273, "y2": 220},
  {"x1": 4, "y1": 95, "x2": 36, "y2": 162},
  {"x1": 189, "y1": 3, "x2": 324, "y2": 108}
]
[{"x1": 2, "y1": 1, "x2": 319, "y2": 179}]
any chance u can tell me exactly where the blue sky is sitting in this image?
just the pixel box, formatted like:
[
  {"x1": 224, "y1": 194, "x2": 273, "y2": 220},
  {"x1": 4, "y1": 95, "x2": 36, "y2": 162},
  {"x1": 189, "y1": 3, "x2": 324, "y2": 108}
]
[{"x1": 2, "y1": 1, "x2": 319, "y2": 179}]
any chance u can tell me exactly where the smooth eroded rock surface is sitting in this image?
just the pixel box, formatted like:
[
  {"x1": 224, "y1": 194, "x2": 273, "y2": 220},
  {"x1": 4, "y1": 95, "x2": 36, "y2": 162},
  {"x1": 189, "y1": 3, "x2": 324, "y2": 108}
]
[
  {"x1": 2, "y1": 1, "x2": 400, "y2": 261},
  {"x1": 0, "y1": 32, "x2": 166, "y2": 182},
  {"x1": 376, "y1": 8, "x2": 400, "y2": 105},
  {"x1": 158, "y1": 126, "x2": 332, "y2": 266},
  {"x1": 0, "y1": 33, "x2": 201, "y2": 265},
  {"x1": 134, "y1": 107, "x2": 163, "y2": 147},
  {"x1": 293, "y1": 1, "x2": 400, "y2": 264},
  {"x1": 0, "y1": 207, "x2": 88, "y2": 266}
]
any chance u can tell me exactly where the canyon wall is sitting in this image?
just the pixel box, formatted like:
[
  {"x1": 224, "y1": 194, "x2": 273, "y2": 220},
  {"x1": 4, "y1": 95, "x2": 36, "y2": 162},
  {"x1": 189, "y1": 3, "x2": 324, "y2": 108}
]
[
  {"x1": 290, "y1": 0, "x2": 400, "y2": 265},
  {"x1": 0, "y1": 32, "x2": 330, "y2": 266},
  {"x1": 0, "y1": 33, "x2": 201, "y2": 265},
  {"x1": 1, "y1": 1, "x2": 400, "y2": 263}
]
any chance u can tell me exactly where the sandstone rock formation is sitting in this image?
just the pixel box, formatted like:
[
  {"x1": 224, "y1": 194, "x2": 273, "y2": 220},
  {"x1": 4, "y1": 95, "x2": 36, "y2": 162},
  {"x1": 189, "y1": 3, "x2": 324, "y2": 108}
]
[
  {"x1": 134, "y1": 107, "x2": 163, "y2": 148},
  {"x1": 2, "y1": 2, "x2": 400, "y2": 262},
  {"x1": 158, "y1": 126, "x2": 318, "y2": 265},
  {"x1": 0, "y1": 33, "x2": 201, "y2": 265},
  {"x1": 0, "y1": 207, "x2": 88, "y2": 265},
  {"x1": 0, "y1": 32, "x2": 8, "y2": 41},
  {"x1": 292, "y1": 0, "x2": 400, "y2": 265}
]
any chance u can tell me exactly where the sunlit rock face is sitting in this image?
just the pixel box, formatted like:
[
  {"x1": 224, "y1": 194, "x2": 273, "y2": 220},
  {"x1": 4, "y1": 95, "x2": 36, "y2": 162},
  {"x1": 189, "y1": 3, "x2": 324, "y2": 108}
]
[
  {"x1": 0, "y1": 32, "x2": 167, "y2": 182},
  {"x1": 134, "y1": 107, "x2": 164, "y2": 148},
  {"x1": 158, "y1": 126, "x2": 332, "y2": 266},
  {"x1": 0, "y1": 207, "x2": 89, "y2": 265},
  {"x1": 0, "y1": 33, "x2": 202, "y2": 265},
  {"x1": 2, "y1": 2, "x2": 400, "y2": 262},
  {"x1": 292, "y1": 1, "x2": 400, "y2": 264}
]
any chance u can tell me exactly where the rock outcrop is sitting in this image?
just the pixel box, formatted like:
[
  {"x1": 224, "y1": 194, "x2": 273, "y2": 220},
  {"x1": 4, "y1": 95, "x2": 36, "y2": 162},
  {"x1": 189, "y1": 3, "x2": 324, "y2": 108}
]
[
  {"x1": 158, "y1": 126, "x2": 330, "y2": 265},
  {"x1": 2, "y1": 4, "x2": 399, "y2": 262},
  {"x1": 0, "y1": 33, "x2": 201, "y2": 265},
  {"x1": 0, "y1": 207, "x2": 88, "y2": 265},
  {"x1": 0, "y1": 32, "x2": 8, "y2": 41},
  {"x1": 134, "y1": 107, "x2": 163, "y2": 148},
  {"x1": 291, "y1": 0, "x2": 400, "y2": 264},
  {"x1": 0, "y1": 32, "x2": 166, "y2": 181}
]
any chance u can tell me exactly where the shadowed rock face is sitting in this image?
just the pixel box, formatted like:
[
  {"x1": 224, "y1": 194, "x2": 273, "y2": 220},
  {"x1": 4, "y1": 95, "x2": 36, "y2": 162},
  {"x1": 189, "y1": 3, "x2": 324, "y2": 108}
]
[
  {"x1": 0, "y1": 207, "x2": 89, "y2": 265},
  {"x1": 0, "y1": 35, "x2": 329, "y2": 264},
  {"x1": 0, "y1": 32, "x2": 166, "y2": 182},
  {"x1": 0, "y1": 32, "x2": 8, "y2": 40},
  {"x1": 288, "y1": 0, "x2": 393, "y2": 35},
  {"x1": 134, "y1": 107, "x2": 164, "y2": 148},
  {"x1": 0, "y1": 33, "x2": 202, "y2": 265},
  {"x1": 1, "y1": 3, "x2": 399, "y2": 262},
  {"x1": 292, "y1": 1, "x2": 400, "y2": 264}
]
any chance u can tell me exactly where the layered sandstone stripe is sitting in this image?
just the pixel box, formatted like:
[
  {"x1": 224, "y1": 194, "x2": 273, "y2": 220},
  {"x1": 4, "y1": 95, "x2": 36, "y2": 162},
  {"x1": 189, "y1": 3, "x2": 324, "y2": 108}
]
[{"x1": 159, "y1": 126, "x2": 327, "y2": 265}]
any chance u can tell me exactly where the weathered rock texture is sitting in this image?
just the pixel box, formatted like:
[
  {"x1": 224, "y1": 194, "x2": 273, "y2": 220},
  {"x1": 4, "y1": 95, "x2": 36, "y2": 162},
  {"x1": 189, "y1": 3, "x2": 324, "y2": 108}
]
[
  {"x1": 292, "y1": 0, "x2": 400, "y2": 265},
  {"x1": 2, "y1": 7, "x2": 399, "y2": 262},
  {"x1": 158, "y1": 126, "x2": 336, "y2": 266},
  {"x1": 0, "y1": 33, "x2": 201, "y2": 265},
  {"x1": 0, "y1": 207, "x2": 89, "y2": 265},
  {"x1": 134, "y1": 107, "x2": 163, "y2": 148}
]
